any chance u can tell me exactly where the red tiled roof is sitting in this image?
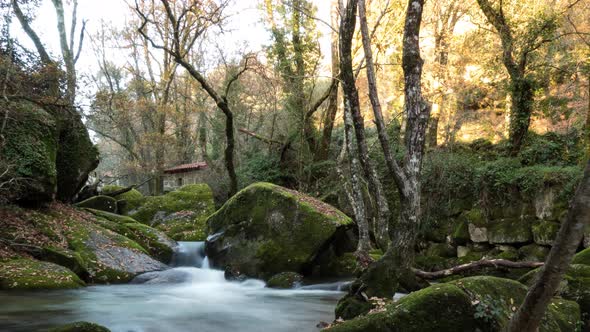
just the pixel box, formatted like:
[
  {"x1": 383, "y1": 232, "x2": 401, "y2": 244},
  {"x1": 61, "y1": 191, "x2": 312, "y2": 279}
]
[{"x1": 163, "y1": 162, "x2": 208, "y2": 174}]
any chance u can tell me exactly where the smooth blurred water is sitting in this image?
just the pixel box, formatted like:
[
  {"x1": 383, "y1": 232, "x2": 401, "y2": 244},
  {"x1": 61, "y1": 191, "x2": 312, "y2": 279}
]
[{"x1": 0, "y1": 242, "x2": 345, "y2": 332}]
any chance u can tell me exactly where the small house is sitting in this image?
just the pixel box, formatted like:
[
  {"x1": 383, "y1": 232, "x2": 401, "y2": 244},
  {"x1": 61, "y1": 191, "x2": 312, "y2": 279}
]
[{"x1": 163, "y1": 162, "x2": 209, "y2": 192}]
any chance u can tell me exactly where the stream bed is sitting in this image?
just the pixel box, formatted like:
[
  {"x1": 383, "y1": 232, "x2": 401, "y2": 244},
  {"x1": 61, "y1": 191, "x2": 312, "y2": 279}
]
[{"x1": 0, "y1": 242, "x2": 345, "y2": 332}]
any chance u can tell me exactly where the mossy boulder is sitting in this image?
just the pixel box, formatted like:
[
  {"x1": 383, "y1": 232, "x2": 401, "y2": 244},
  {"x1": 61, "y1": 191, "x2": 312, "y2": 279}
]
[
  {"x1": 54, "y1": 110, "x2": 99, "y2": 202},
  {"x1": 130, "y1": 184, "x2": 215, "y2": 241},
  {"x1": 0, "y1": 259, "x2": 85, "y2": 290},
  {"x1": 205, "y1": 182, "x2": 353, "y2": 279},
  {"x1": 330, "y1": 283, "x2": 480, "y2": 331},
  {"x1": 532, "y1": 220, "x2": 561, "y2": 246},
  {"x1": 329, "y1": 276, "x2": 580, "y2": 332},
  {"x1": 63, "y1": 215, "x2": 167, "y2": 283},
  {"x1": 38, "y1": 246, "x2": 89, "y2": 279},
  {"x1": 122, "y1": 223, "x2": 177, "y2": 263},
  {"x1": 573, "y1": 247, "x2": 590, "y2": 265},
  {"x1": 0, "y1": 102, "x2": 58, "y2": 203},
  {"x1": 75, "y1": 196, "x2": 118, "y2": 213},
  {"x1": 266, "y1": 272, "x2": 303, "y2": 288},
  {"x1": 47, "y1": 321, "x2": 111, "y2": 332},
  {"x1": 85, "y1": 209, "x2": 177, "y2": 263},
  {"x1": 488, "y1": 218, "x2": 533, "y2": 244},
  {"x1": 101, "y1": 185, "x2": 144, "y2": 214},
  {"x1": 520, "y1": 264, "x2": 590, "y2": 326}
]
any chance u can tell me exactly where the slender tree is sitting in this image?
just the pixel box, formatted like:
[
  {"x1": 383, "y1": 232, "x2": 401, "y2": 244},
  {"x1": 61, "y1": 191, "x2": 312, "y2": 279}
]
[
  {"x1": 135, "y1": 0, "x2": 250, "y2": 196},
  {"x1": 339, "y1": 0, "x2": 392, "y2": 250},
  {"x1": 338, "y1": 0, "x2": 431, "y2": 305},
  {"x1": 508, "y1": 159, "x2": 590, "y2": 331},
  {"x1": 476, "y1": 0, "x2": 567, "y2": 154}
]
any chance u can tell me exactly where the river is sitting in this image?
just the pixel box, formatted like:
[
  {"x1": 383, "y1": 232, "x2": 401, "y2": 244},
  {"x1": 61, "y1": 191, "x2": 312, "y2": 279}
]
[{"x1": 0, "y1": 242, "x2": 345, "y2": 332}]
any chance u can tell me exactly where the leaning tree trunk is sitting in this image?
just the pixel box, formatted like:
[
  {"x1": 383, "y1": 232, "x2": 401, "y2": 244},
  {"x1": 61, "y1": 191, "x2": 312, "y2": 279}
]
[
  {"x1": 508, "y1": 160, "x2": 590, "y2": 332},
  {"x1": 342, "y1": 104, "x2": 372, "y2": 254},
  {"x1": 339, "y1": 0, "x2": 391, "y2": 251}
]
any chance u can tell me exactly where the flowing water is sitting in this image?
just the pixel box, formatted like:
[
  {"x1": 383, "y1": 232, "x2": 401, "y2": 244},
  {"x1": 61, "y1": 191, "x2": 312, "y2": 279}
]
[{"x1": 0, "y1": 242, "x2": 346, "y2": 332}]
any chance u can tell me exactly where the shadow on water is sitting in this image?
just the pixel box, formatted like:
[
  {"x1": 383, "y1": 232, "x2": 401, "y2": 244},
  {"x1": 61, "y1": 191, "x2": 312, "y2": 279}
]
[{"x1": 0, "y1": 242, "x2": 346, "y2": 332}]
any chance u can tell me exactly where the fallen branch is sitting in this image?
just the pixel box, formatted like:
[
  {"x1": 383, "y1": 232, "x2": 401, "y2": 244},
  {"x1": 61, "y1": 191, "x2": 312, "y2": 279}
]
[
  {"x1": 413, "y1": 259, "x2": 544, "y2": 280},
  {"x1": 238, "y1": 128, "x2": 284, "y2": 145},
  {"x1": 102, "y1": 177, "x2": 153, "y2": 197}
]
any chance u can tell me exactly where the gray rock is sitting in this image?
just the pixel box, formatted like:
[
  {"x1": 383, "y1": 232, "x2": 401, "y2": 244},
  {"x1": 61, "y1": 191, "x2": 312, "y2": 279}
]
[
  {"x1": 131, "y1": 269, "x2": 191, "y2": 284},
  {"x1": 468, "y1": 223, "x2": 488, "y2": 243}
]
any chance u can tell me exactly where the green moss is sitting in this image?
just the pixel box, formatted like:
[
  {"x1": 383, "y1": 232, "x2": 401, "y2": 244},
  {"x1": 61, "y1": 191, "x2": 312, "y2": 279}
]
[
  {"x1": 101, "y1": 185, "x2": 144, "y2": 213},
  {"x1": 47, "y1": 321, "x2": 111, "y2": 332},
  {"x1": 55, "y1": 110, "x2": 99, "y2": 202},
  {"x1": 75, "y1": 196, "x2": 117, "y2": 213},
  {"x1": 487, "y1": 218, "x2": 533, "y2": 244},
  {"x1": 331, "y1": 283, "x2": 479, "y2": 332},
  {"x1": 462, "y1": 208, "x2": 487, "y2": 227},
  {"x1": 63, "y1": 217, "x2": 148, "y2": 283},
  {"x1": 532, "y1": 221, "x2": 560, "y2": 245},
  {"x1": 207, "y1": 182, "x2": 352, "y2": 278},
  {"x1": 520, "y1": 264, "x2": 590, "y2": 328},
  {"x1": 452, "y1": 220, "x2": 470, "y2": 245},
  {"x1": 86, "y1": 209, "x2": 137, "y2": 224},
  {"x1": 334, "y1": 293, "x2": 375, "y2": 320},
  {"x1": 129, "y1": 184, "x2": 214, "y2": 240},
  {"x1": 123, "y1": 223, "x2": 176, "y2": 262},
  {"x1": 40, "y1": 246, "x2": 89, "y2": 278},
  {"x1": 266, "y1": 271, "x2": 303, "y2": 288},
  {"x1": 573, "y1": 248, "x2": 590, "y2": 265},
  {"x1": 0, "y1": 259, "x2": 85, "y2": 290},
  {"x1": 322, "y1": 253, "x2": 358, "y2": 277},
  {"x1": 519, "y1": 244, "x2": 550, "y2": 262},
  {"x1": 453, "y1": 276, "x2": 581, "y2": 331},
  {"x1": 0, "y1": 102, "x2": 58, "y2": 203}
]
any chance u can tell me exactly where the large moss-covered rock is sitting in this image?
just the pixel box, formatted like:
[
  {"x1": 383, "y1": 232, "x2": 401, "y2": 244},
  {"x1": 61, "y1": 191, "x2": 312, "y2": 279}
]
[
  {"x1": 75, "y1": 196, "x2": 118, "y2": 213},
  {"x1": 0, "y1": 259, "x2": 85, "y2": 290},
  {"x1": 63, "y1": 217, "x2": 167, "y2": 283},
  {"x1": 520, "y1": 264, "x2": 590, "y2": 328},
  {"x1": 330, "y1": 283, "x2": 480, "y2": 331},
  {"x1": 54, "y1": 110, "x2": 99, "y2": 202},
  {"x1": 329, "y1": 276, "x2": 580, "y2": 332},
  {"x1": 38, "y1": 246, "x2": 89, "y2": 279},
  {"x1": 0, "y1": 204, "x2": 167, "y2": 284},
  {"x1": 101, "y1": 185, "x2": 144, "y2": 214},
  {"x1": 130, "y1": 184, "x2": 215, "y2": 241},
  {"x1": 47, "y1": 321, "x2": 110, "y2": 332},
  {"x1": 0, "y1": 102, "x2": 58, "y2": 203},
  {"x1": 86, "y1": 209, "x2": 177, "y2": 263},
  {"x1": 205, "y1": 182, "x2": 353, "y2": 279}
]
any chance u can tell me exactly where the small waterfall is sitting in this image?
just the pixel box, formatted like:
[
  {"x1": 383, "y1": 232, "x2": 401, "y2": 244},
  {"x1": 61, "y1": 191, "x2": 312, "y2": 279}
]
[
  {"x1": 170, "y1": 242, "x2": 207, "y2": 268},
  {"x1": 201, "y1": 256, "x2": 210, "y2": 269}
]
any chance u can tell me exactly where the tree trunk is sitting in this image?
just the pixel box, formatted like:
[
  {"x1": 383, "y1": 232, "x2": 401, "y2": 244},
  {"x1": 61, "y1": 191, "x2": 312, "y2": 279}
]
[
  {"x1": 349, "y1": 0, "x2": 429, "y2": 300},
  {"x1": 508, "y1": 76, "x2": 533, "y2": 155},
  {"x1": 508, "y1": 160, "x2": 590, "y2": 332},
  {"x1": 340, "y1": 0, "x2": 391, "y2": 250},
  {"x1": 316, "y1": 0, "x2": 340, "y2": 161},
  {"x1": 341, "y1": 104, "x2": 372, "y2": 254}
]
